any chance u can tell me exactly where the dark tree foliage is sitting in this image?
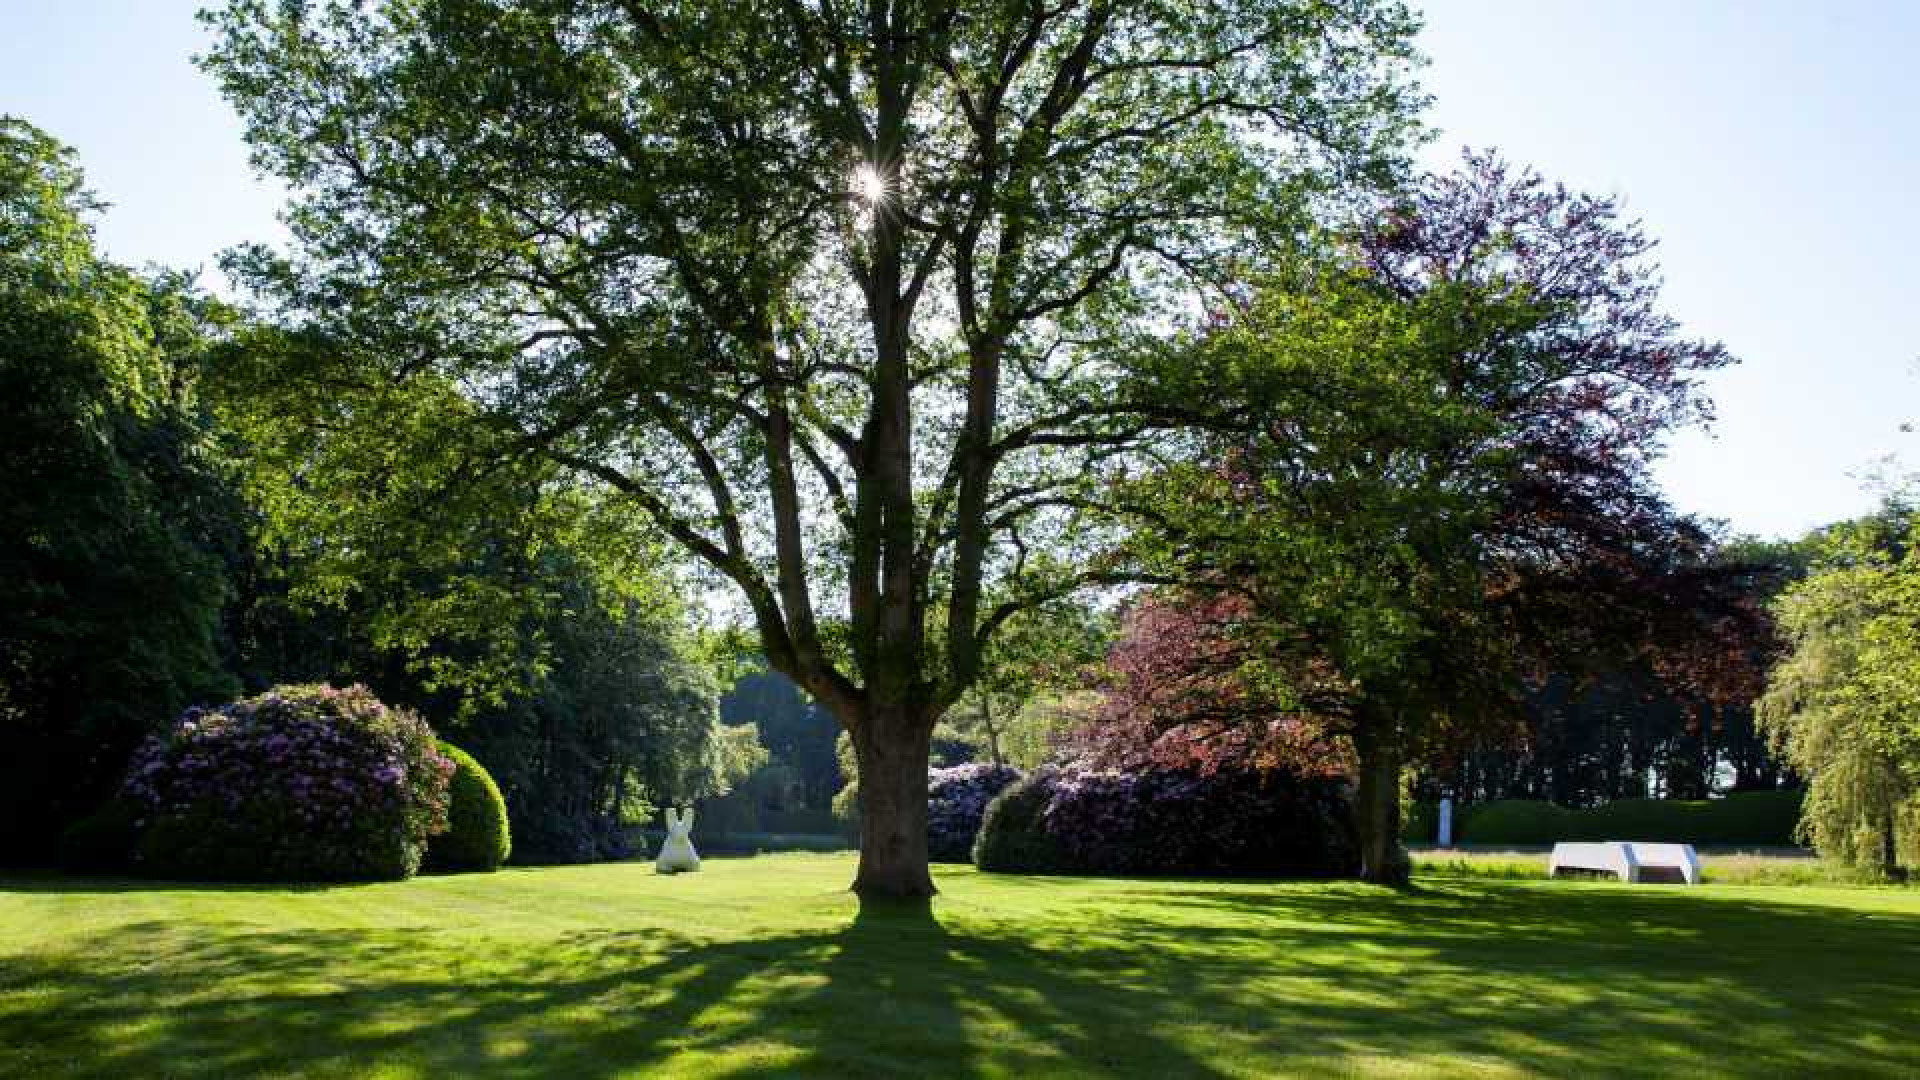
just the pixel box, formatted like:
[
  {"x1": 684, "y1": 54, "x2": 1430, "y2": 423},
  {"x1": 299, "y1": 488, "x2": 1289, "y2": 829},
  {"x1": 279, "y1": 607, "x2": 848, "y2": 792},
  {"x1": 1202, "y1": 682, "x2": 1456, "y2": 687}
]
[
  {"x1": 1415, "y1": 537, "x2": 1803, "y2": 809},
  {"x1": 1067, "y1": 591, "x2": 1352, "y2": 777},
  {"x1": 1426, "y1": 672, "x2": 1795, "y2": 811},
  {"x1": 0, "y1": 118, "x2": 242, "y2": 861}
]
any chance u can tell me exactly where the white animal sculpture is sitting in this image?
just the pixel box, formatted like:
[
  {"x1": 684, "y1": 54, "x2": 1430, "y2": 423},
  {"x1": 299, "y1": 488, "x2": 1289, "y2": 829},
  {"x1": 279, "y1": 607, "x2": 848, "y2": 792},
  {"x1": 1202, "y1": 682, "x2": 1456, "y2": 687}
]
[{"x1": 655, "y1": 807, "x2": 701, "y2": 874}]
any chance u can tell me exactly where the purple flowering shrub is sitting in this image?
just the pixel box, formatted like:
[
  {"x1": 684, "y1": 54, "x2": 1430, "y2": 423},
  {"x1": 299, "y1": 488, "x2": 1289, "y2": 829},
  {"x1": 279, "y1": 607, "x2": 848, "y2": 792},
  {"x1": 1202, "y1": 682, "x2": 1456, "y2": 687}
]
[
  {"x1": 927, "y1": 763, "x2": 1022, "y2": 862},
  {"x1": 974, "y1": 763, "x2": 1356, "y2": 878},
  {"x1": 123, "y1": 684, "x2": 453, "y2": 881}
]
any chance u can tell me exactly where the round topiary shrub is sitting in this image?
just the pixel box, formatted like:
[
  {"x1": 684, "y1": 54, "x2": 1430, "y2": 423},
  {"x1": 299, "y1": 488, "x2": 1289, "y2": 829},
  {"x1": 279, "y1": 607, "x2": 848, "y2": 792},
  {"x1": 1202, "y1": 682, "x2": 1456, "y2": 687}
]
[
  {"x1": 973, "y1": 768, "x2": 1068, "y2": 873},
  {"x1": 975, "y1": 763, "x2": 1356, "y2": 878},
  {"x1": 927, "y1": 763, "x2": 1021, "y2": 863},
  {"x1": 425, "y1": 741, "x2": 511, "y2": 872},
  {"x1": 122, "y1": 684, "x2": 453, "y2": 882}
]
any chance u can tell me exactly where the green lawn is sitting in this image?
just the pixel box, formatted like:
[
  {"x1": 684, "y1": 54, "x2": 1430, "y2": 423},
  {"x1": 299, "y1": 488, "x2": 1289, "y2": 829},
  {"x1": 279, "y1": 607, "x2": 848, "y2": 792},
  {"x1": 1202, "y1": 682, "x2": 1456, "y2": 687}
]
[{"x1": 3, "y1": 855, "x2": 1917, "y2": 1078}]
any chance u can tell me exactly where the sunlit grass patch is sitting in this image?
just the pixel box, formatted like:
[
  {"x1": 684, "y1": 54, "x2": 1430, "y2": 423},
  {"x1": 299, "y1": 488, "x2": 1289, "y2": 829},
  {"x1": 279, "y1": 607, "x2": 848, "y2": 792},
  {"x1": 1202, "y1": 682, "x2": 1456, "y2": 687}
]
[{"x1": 3, "y1": 854, "x2": 1917, "y2": 1078}]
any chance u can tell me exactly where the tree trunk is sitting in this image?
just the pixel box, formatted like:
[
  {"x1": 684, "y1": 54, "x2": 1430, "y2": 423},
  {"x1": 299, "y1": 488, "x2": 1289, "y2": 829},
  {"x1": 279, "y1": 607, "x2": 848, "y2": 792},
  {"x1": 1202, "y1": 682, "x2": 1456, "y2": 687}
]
[
  {"x1": 1353, "y1": 722, "x2": 1409, "y2": 887},
  {"x1": 850, "y1": 712, "x2": 936, "y2": 900},
  {"x1": 1882, "y1": 816, "x2": 1907, "y2": 884},
  {"x1": 981, "y1": 695, "x2": 1004, "y2": 767}
]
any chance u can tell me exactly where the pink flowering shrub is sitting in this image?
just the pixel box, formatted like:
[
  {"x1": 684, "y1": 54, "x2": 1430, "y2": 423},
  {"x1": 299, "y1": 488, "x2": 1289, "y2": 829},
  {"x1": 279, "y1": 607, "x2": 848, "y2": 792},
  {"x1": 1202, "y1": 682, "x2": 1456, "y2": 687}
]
[
  {"x1": 927, "y1": 763, "x2": 1022, "y2": 862},
  {"x1": 123, "y1": 684, "x2": 453, "y2": 881}
]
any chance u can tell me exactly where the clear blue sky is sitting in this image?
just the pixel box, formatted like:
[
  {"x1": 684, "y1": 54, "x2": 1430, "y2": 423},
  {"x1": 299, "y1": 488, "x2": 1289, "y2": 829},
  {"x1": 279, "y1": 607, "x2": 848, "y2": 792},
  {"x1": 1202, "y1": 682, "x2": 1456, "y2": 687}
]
[{"x1": 4, "y1": 1, "x2": 1916, "y2": 541}]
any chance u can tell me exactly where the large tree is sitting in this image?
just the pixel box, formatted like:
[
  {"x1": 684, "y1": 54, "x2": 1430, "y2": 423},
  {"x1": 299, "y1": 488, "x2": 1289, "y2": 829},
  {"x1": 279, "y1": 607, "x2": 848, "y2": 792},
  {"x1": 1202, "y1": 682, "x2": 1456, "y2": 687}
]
[
  {"x1": 1120, "y1": 154, "x2": 1734, "y2": 882},
  {"x1": 201, "y1": 0, "x2": 1423, "y2": 897}
]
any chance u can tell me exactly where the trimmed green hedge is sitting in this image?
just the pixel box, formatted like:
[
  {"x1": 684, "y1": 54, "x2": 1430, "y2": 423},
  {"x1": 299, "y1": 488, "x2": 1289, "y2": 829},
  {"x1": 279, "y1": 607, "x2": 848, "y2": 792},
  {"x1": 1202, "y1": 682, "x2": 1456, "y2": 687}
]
[
  {"x1": 424, "y1": 742, "x2": 511, "y2": 872},
  {"x1": 1458, "y1": 800, "x2": 1573, "y2": 846},
  {"x1": 973, "y1": 772, "x2": 1066, "y2": 873},
  {"x1": 1452, "y1": 790, "x2": 1804, "y2": 847}
]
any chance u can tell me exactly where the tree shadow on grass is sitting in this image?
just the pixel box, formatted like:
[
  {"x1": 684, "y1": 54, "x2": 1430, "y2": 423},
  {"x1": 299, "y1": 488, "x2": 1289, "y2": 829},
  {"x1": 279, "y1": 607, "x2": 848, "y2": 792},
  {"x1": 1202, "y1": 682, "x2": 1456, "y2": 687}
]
[
  {"x1": 1111, "y1": 879, "x2": 1920, "y2": 1074},
  {"x1": 0, "y1": 870, "x2": 362, "y2": 895},
  {"x1": 3, "y1": 877, "x2": 1919, "y2": 1077},
  {"x1": 0, "y1": 896, "x2": 1235, "y2": 1078}
]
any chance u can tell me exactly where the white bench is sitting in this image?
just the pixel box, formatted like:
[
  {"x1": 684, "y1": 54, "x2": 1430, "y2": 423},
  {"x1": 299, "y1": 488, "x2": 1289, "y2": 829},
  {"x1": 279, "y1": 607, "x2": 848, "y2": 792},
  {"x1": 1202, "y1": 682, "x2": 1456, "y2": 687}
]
[{"x1": 1549, "y1": 841, "x2": 1700, "y2": 884}]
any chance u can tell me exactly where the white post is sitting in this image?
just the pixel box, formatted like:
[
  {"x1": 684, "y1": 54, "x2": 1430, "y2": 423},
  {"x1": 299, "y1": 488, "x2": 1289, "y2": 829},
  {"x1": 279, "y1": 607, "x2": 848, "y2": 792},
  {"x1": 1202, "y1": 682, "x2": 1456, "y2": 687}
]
[{"x1": 1438, "y1": 797, "x2": 1454, "y2": 848}]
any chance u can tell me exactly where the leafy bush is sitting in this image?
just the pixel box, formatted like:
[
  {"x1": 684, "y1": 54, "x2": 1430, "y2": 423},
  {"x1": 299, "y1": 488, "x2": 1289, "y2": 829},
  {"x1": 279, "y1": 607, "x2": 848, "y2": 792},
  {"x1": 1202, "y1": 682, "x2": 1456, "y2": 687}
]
[
  {"x1": 56, "y1": 800, "x2": 142, "y2": 874},
  {"x1": 123, "y1": 684, "x2": 453, "y2": 881},
  {"x1": 973, "y1": 771, "x2": 1066, "y2": 873},
  {"x1": 927, "y1": 764, "x2": 1022, "y2": 862},
  {"x1": 1712, "y1": 789, "x2": 1807, "y2": 845},
  {"x1": 1457, "y1": 790, "x2": 1806, "y2": 847},
  {"x1": 509, "y1": 812, "x2": 635, "y2": 865},
  {"x1": 425, "y1": 742, "x2": 511, "y2": 872},
  {"x1": 974, "y1": 764, "x2": 1356, "y2": 878},
  {"x1": 1402, "y1": 800, "x2": 1440, "y2": 845}
]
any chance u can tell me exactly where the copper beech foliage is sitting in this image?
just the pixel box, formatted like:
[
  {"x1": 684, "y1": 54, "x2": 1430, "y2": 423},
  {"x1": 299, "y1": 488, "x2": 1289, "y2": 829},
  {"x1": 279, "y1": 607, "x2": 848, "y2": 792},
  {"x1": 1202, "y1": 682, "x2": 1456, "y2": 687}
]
[{"x1": 1068, "y1": 591, "x2": 1353, "y2": 777}]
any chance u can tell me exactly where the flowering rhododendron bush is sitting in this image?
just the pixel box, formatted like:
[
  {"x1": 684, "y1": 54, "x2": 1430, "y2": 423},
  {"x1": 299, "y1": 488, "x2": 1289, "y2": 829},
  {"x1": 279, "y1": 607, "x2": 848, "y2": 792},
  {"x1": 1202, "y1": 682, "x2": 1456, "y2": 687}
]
[
  {"x1": 123, "y1": 684, "x2": 453, "y2": 881},
  {"x1": 974, "y1": 764, "x2": 1356, "y2": 878},
  {"x1": 926, "y1": 764, "x2": 1022, "y2": 863}
]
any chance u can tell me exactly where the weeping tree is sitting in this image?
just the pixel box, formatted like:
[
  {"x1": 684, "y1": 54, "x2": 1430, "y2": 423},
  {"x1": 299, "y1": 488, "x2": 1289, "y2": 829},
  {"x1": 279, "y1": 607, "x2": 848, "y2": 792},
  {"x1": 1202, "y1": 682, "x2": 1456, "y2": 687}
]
[
  {"x1": 201, "y1": 0, "x2": 1423, "y2": 897},
  {"x1": 1759, "y1": 508, "x2": 1920, "y2": 880}
]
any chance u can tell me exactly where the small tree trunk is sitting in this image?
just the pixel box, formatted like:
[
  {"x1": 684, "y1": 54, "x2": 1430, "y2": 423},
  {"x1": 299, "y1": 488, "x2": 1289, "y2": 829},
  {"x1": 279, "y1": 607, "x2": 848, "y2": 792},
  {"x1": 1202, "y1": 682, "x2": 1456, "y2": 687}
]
[
  {"x1": 1882, "y1": 816, "x2": 1907, "y2": 884},
  {"x1": 981, "y1": 695, "x2": 1005, "y2": 767},
  {"x1": 1353, "y1": 721, "x2": 1409, "y2": 887},
  {"x1": 850, "y1": 712, "x2": 936, "y2": 900}
]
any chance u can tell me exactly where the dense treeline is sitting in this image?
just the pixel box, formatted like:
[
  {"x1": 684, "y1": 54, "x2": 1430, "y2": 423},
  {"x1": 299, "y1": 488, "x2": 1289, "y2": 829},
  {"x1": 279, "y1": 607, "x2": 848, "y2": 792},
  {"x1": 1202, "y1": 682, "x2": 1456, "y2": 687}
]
[
  {"x1": 0, "y1": 118, "x2": 739, "y2": 865},
  {"x1": 1, "y1": 118, "x2": 241, "y2": 860},
  {"x1": 1426, "y1": 671, "x2": 1794, "y2": 809}
]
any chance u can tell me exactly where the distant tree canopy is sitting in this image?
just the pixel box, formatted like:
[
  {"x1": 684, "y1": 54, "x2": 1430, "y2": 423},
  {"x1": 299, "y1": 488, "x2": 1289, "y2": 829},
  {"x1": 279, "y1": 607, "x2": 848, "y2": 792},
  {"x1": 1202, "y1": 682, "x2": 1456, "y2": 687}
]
[
  {"x1": 0, "y1": 117, "x2": 241, "y2": 860},
  {"x1": 721, "y1": 669, "x2": 842, "y2": 813},
  {"x1": 1419, "y1": 535, "x2": 1804, "y2": 809},
  {"x1": 1760, "y1": 503, "x2": 1920, "y2": 879}
]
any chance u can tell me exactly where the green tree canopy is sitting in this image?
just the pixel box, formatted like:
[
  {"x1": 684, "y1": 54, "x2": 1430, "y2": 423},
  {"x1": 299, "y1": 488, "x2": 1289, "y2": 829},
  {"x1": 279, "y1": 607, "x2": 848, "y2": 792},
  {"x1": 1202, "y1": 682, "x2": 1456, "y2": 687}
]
[{"x1": 200, "y1": 0, "x2": 1425, "y2": 897}]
